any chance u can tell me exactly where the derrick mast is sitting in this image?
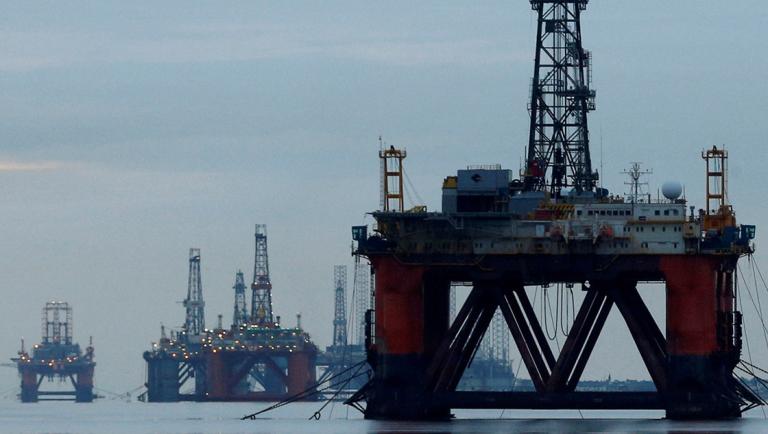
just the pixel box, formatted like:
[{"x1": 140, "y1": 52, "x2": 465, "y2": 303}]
[
  {"x1": 525, "y1": 0, "x2": 597, "y2": 194},
  {"x1": 251, "y1": 224, "x2": 274, "y2": 326},
  {"x1": 42, "y1": 301, "x2": 72, "y2": 345},
  {"x1": 332, "y1": 265, "x2": 348, "y2": 347},
  {"x1": 183, "y1": 248, "x2": 205, "y2": 335},
  {"x1": 232, "y1": 270, "x2": 248, "y2": 327}
]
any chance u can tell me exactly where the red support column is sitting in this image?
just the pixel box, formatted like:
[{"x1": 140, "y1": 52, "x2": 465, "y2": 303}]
[
  {"x1": 373, "y1": 257, "x2": 425, "y2": 356},
  {"x1": 20, "y1": 369, "x2": 38, "y2": 403},
  {"x1": 662, "y1": 256, "x2": 719, "y2": 356},
  {"x1": 286, "y1": 351, "x2": 316, "y2": 397},
  {"x1": 75, "y1": 366, "x2": 95, "y2": 402},
  {"x1": 205, "y1": 352, "x2": 230, "y2": 399},
  {"x1": 660, "y1": 255, "x2": 741, "y2": 419},
  {"x1": 366, "y1": 256, "x2": 446, "y2": 419}
]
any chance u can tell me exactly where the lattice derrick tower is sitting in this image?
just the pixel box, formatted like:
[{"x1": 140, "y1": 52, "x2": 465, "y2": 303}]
[
  {"x1": 333, "y1": 265, "x2": 348, "y2": 347},
  {"x1": 251, "y1": 224, "x2": 274, "y2": 326},
  {"x1": 352, "y1": 256, "x2": 370, "y2": 346},
  {"x1": 184, "y1": 248, "x2": 205, "y2": 335},
  {"x1": 477, "y1": 310, "x2": 509, "y2": 364},
  {"x1": 232, "y1": 270, "x2": 248, "y2": 327},
  {"x1": 526, "y1": 0, "x2": 597, "y2": 195},
  {"x1": 491, "y1": 310, "x2": 509, "y2": 364},
  {"x1": 42, "y1": 301, "x2": 73, "y2": 345}
]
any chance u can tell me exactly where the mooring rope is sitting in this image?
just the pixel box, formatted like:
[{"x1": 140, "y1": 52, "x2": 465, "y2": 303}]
[
  {"x1": 241, "y1": 360, "x2": 368, "y2": 420},
  {"x1": 739, "y1": 266, "x2": 768, "y2": 350},
  {"x1": 736, "y1": 264, "x2": 767, "y2": 417},
  {"x1": 310, "y1": 361, "x2": 369, "y2": 420}
]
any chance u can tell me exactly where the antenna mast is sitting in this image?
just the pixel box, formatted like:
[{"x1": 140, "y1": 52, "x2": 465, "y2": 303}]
[{"x1": 622, "y1": 162, "x2": 652, "y2": 204}]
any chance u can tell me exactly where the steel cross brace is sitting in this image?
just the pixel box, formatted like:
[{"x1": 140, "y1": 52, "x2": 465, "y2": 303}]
[{"x1": 425, "y1": 281, "x2": 669, "y2": 399}]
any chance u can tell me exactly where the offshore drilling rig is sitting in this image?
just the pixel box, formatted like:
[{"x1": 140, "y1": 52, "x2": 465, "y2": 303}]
[
  {"x1": 12, "y1": 302, "x2": 95, "y2": 402},
  {"x1": 317, "y1": 263, "x2": 371, "y2": 397},
  {"x1": 143, "y1": 225, "x2": 318, "y2": 402},
  {"x1": 349, "y1": 0, "x2": 759, "y2": 420}
]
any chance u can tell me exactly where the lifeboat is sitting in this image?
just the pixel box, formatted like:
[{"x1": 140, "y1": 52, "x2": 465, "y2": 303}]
[{"x1": 599, "y1": 224, "x2": 614, "y2": 239}]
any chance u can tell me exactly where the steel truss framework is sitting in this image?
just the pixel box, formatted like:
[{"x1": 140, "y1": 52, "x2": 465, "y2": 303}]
[
  {"x1": 526, "y1": 0, "x2": 597, "y2": 193},
  {"x1": 251, "y1": 224, "x2": 275, "y2": 325},
  {"x1": 146, "y1": 351, "x2": 316, "y2": 402},
  {"x1": 420, "y1": 281, "x2": 758, "y2": 412},
  {"x1": 184, "y1": 249, "x2": 205, "y2": 335},
  {"x1": 348, "y1": 235, "x2": 762, "y2": 420}
]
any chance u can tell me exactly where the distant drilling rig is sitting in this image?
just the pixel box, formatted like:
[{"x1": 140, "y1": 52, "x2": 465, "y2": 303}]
[
  {"x1": 316, "y1": 264, "x2": 372, "y2": 397},
  {"x1": 13, "y1": 302, "x2": 95, "y2": 402},
  {"x1": 143, "y1": 225, "x2": 318, "y2": 402},
  {"x1": 349, "y1": 0, "x2": 759, "y2": 420}
]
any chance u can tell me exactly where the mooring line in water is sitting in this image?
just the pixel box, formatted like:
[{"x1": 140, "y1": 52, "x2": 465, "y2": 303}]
[
  {"x1": 309, "y1": 361, "x2": 369, "y2": 420},
  {"x1": 241, "y1": 360, "x2": 368, "y2": 420}
]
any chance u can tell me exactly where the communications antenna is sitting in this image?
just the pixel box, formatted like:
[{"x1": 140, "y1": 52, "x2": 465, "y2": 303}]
[{"x1": 622, "y1": 162, "x2": 652, "y2": 204}]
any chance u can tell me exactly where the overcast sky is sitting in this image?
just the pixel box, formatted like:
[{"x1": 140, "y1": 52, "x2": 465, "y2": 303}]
[{"x1": 1, "y1": 1, "x2": 767, "y2": 396}]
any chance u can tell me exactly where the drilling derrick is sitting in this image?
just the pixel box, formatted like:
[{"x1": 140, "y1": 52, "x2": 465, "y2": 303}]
[
  {"x1": 251, "y1": 224, "x2": 275, "y2": 326},
  {"x1": 317, "y1": 264, "x2": 370, "y2": 398},
  {"x1": 525, "y1": 0, "x2": 597, "y2": 194},
  {"x1": 232, "y1": 270, "x2": 248, "y2": 327},
  {"x1": 13, "y1": 302, "x2": 95, "y2": 402},
  {"x1": 183, "y1": 248, "x2": 205, "y2": 337},
  {"x1": 333, "y1": 265, "x2": 348, "y2": 347},
  {"x1": 42, "y1": 301, "x2": 72, "y2": 344},
  {"x1": 144, "y1": 229, "x2": 319, "y2": 403}
]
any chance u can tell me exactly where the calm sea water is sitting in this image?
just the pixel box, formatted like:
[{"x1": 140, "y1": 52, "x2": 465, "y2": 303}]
[{"x1": 1, "y1": 400, "x2": 767, "y2": 433}]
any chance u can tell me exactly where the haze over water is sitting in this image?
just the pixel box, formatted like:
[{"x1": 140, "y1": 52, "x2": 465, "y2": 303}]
[
  {"x1": 1, "y1": 401, "x2": 767, "y2": 434},
  {"x1": 2, "y1": 1, "x2": 768, "y2": 433}
]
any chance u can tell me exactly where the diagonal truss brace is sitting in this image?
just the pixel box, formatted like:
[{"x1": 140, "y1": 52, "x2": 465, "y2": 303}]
[{"x1": 425, "y1": 281, "x2": 668, "y2": 397}]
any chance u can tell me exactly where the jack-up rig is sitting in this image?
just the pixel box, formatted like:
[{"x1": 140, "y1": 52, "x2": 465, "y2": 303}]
[
  {"x1": 348, "y1": 0, "x2": 760, "y2": 420},
  {"x1": 12, "y1": 302, "x2": 95, "y2": 402},
  {"x1": 142, "y1": 226, "x2": 318, "y2": 402}
]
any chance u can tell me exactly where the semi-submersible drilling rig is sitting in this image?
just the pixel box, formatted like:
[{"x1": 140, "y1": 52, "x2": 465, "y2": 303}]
[
  {"x1": 12, "y1": 302, "x2": 95, "y2": 402},
  {"x1": 143, "y1": 226, "x2": 318, "y2": 402},
  {"x1": 349, "y1": 0, "x2": 760, "y2": 420}
]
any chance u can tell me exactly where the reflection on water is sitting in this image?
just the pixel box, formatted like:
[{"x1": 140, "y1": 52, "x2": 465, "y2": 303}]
[
  {"x1": 365, "y1": 418, "x2": 757, "y2": 434},
  {"x1": 0, "y1": 401, "x2": 765, "y2": 433}
]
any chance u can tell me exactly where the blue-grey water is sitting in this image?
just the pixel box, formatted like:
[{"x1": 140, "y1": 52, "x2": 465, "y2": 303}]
[{"x1": 1, "y1": 401, "x2": 767, "y2": 433}]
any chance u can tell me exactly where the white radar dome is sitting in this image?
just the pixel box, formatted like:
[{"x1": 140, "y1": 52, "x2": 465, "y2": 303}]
[{"x1": 662, "y1": 181, "x2": 683, "y2": 200}]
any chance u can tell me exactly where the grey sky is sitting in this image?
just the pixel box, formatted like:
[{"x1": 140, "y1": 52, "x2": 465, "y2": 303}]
[{"x1": 1, "y1": 1, "x2": 767, "y2": 394}]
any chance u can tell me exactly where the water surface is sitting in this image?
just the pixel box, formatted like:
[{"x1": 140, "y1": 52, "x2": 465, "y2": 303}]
[{"x1": 1, "y1": 401, "x2": 766, "y2": 433}]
